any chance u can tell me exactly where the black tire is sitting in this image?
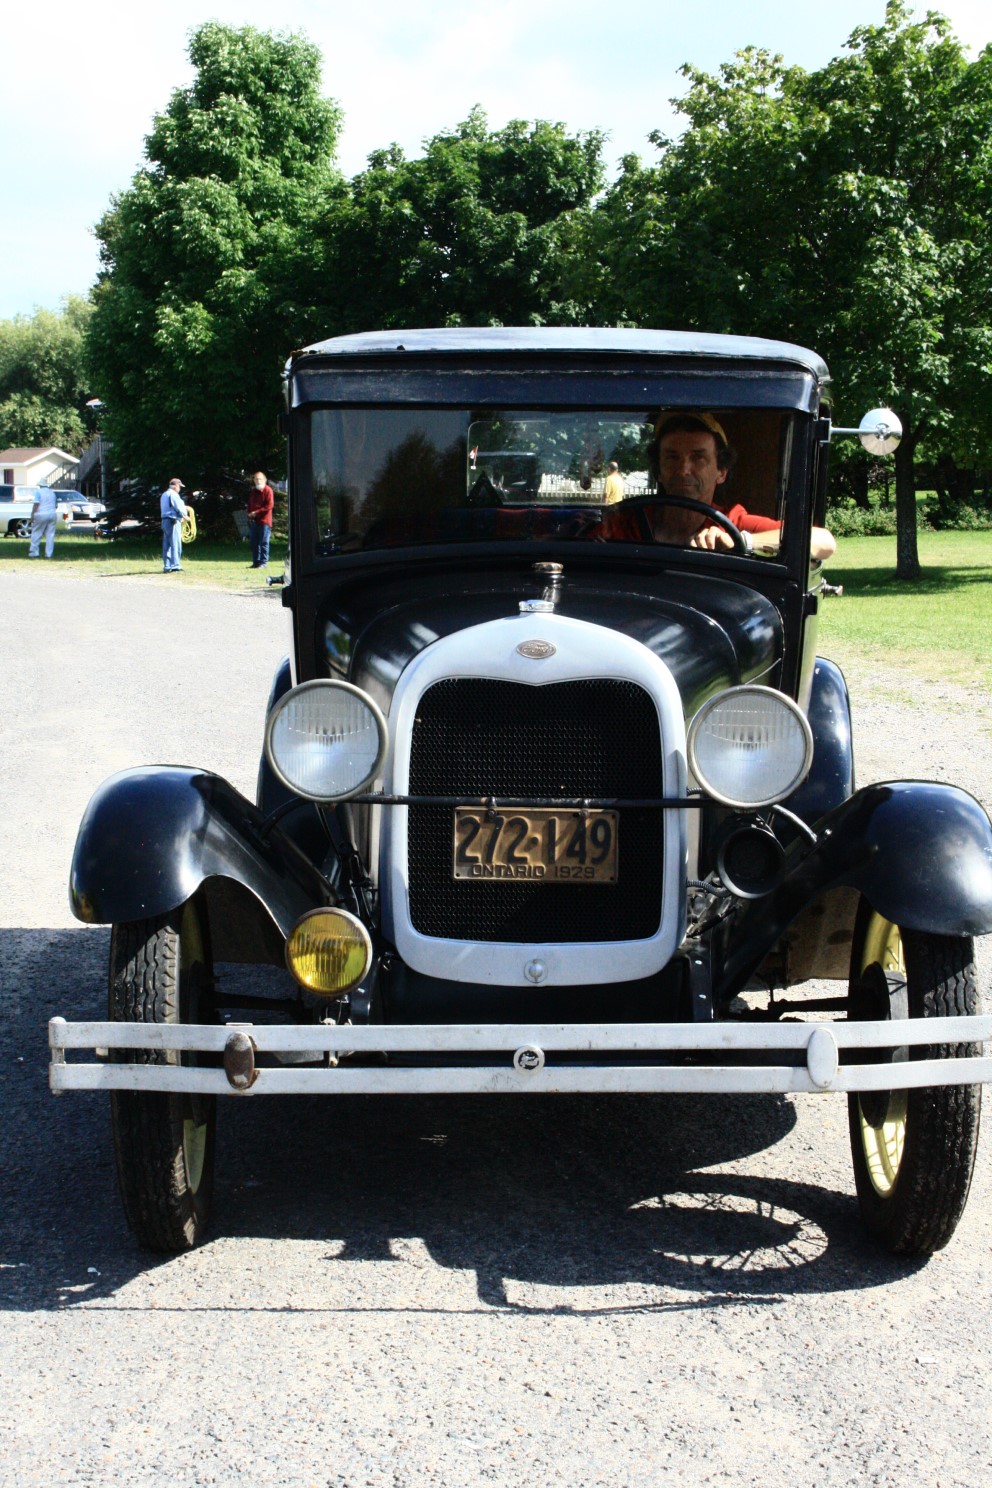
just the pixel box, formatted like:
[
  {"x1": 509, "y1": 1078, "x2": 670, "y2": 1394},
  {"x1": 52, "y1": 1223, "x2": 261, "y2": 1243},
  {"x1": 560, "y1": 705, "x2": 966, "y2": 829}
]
[
  {"x1": 109, "y1": 899, "x2": 217, "y2": 1252},
  {"x1": 847, "y1": 904, "x2": 982, "y2": 1255}
]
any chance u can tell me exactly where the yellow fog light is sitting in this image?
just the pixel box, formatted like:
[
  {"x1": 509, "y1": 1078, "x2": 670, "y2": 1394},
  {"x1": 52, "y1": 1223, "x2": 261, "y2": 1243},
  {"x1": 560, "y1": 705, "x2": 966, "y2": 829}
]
[{"x1": 285, "y1": 908, "x2": 372, "y2": 997}]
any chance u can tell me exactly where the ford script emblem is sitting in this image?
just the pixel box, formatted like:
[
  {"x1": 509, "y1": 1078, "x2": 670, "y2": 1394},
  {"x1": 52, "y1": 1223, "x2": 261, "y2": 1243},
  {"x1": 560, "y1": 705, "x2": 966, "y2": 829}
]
[{"x1": 516, "y1": 639, "x2": 556, "y2": 660}]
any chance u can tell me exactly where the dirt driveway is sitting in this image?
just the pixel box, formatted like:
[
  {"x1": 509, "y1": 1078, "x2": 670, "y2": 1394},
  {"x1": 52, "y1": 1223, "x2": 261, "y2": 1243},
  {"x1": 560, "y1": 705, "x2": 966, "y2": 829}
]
[{"x1": 2, "y1": 570, "x2": 990, "y2": 1488}]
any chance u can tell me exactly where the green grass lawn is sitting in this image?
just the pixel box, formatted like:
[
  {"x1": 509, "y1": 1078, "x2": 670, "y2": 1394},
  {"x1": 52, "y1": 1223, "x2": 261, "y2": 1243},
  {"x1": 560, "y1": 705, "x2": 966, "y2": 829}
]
[
  {"x1": 0, "y1": 531, "x2": 287, "y2": 591},
  {"x1": 818, "y1": 530, "x2": 992, "y2": 690},
  {"x1": 4, "y1": 526, "x2": 990, "y2": 690}
]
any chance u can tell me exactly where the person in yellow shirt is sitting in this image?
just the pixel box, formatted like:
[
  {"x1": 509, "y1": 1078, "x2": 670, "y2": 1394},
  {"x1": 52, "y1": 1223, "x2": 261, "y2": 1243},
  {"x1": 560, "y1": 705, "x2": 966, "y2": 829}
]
[{"x1": 603, "y1": 461, "x2": 625, "y2": 504}]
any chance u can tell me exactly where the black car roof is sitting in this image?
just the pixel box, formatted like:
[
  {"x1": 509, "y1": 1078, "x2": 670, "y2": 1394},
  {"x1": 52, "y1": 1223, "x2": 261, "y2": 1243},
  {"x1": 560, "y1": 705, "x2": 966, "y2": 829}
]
[{"x1": 295, "y1": 326, "x2": 829, "y2": 380}]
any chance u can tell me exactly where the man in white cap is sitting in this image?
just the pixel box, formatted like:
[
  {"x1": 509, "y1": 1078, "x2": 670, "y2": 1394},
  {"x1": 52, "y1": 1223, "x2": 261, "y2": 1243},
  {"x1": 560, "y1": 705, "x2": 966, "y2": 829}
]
[
  {"x1": 160, "y1": 477, "x2": 188, "y2": 573},
  {"x1": 28, "y1": 479, "x2": 60, "y2": 559}
]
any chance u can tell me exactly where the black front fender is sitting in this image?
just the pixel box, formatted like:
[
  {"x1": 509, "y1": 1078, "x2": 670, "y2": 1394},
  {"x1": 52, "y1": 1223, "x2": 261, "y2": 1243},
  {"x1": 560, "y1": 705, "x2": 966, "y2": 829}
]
[
  {"x1": 719, "y1": 781, "x2": 992, "y2": 997},
  {"x1": 70, "y1": 768, "x2": 334, "y2": 954},
  {"x1": 786, "y1": 657, "x2": 854, "y2": 826}
]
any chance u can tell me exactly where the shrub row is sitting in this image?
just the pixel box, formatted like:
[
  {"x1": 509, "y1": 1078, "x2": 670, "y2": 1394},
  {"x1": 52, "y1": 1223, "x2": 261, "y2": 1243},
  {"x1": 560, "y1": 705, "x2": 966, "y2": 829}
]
[{"x1": 826, "y1": 501, "x2": 992, "y2": 536}]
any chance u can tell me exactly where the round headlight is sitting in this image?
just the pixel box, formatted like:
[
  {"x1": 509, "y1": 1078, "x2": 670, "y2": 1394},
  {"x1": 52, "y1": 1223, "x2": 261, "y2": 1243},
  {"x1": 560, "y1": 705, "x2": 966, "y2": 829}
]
[
  {"x1": 286, "y1": 908, "x2": 372, "y2": 997},
  {"x1": 687, "y1": 685, "x2": 813, "y2": 809},
  {"x1": 265, "y1": 680, "x2": 387, "y2": 801}
]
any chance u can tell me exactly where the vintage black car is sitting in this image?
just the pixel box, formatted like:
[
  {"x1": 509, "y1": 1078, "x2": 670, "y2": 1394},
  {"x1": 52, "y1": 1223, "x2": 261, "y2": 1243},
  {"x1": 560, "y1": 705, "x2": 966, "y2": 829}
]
[{"x1": 51, "y1": 329, "x2": 992, "y2": 1257}]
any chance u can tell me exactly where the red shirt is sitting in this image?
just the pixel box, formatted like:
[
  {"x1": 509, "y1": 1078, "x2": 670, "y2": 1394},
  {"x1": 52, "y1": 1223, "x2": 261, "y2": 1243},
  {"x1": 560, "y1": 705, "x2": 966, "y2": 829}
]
[
  {"x1": 714, "y1": 501, "x2": 780, "y2": 535},
  {"x1": 595, "y1": 499, "x2": 780, "y2": 543},
  {"x1": 247, "y1": 484, "x2": 274, "y2": 528}
]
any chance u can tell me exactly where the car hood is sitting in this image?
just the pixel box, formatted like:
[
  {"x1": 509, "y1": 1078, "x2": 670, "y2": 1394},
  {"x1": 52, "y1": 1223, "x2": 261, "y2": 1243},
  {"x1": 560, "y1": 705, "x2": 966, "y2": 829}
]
[{"x1": 321, "y1": 568, "x2": 783, "y2": 723}]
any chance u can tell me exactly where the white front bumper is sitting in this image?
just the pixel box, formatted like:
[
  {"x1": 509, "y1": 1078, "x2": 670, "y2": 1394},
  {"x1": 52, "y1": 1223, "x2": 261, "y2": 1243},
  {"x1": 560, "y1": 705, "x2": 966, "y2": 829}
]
[{"x1": 50, "y1": 1015, "x2": 992, "y2": 1097}]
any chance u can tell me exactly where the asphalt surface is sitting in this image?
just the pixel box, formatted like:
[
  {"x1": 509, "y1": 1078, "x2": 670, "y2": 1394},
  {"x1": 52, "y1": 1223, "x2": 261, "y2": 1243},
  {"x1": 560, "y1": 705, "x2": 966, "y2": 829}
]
[{"x1": 1, "y1": 568, "x2": 990, "y2": 1488}]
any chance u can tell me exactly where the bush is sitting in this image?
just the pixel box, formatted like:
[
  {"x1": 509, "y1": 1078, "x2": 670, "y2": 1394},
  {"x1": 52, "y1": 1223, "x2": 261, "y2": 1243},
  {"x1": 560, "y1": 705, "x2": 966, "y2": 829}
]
[
  {"x1": 826, "y1": 499, "x2": 992, "y2": 541},
  {"x1": 928, "y1": 503, "x2": 992, "y2": 531},
  {"x1": 826, "y1": 502, "x2": 912, "y2": 536},
  {"x1": 825, "y1": 496, "x2": 992, "y2": 535}
]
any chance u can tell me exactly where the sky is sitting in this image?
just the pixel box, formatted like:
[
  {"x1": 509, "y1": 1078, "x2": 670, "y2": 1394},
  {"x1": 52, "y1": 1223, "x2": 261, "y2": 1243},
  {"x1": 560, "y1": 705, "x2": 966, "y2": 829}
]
[{"x1": 2, "y1": 1, "x2": 989, "y2": 321}]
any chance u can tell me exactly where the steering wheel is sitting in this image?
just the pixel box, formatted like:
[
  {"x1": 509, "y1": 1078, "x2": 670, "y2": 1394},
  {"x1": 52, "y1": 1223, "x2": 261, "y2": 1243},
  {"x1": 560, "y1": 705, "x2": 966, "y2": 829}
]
[{"x1": 613, "y1": 494, "x2": 748, "y2": 555}]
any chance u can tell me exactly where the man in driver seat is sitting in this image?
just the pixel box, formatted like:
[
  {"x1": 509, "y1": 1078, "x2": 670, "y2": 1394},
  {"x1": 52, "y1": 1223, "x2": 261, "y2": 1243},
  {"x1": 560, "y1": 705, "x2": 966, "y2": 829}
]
[{"x1": 597, "y1": 411, "x2": 836, "y2": 560}]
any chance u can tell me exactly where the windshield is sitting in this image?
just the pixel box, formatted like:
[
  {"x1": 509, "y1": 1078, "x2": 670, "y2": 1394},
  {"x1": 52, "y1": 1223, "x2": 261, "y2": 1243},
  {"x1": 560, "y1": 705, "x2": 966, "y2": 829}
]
[{"x1": 310, "y1": 407, "x2": 796, "y2": 557}]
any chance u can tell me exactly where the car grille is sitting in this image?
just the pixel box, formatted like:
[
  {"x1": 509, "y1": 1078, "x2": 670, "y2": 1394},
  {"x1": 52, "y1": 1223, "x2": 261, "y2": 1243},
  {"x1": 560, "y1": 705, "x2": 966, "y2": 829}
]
[{"x1": 407, "y1": 678, "x2": 664, "y2": 942}]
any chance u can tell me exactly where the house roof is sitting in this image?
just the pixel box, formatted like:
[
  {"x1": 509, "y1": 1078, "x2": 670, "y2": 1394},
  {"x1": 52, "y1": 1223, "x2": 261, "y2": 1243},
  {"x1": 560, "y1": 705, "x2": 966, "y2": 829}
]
[{"x1": 0, "y1": 447, "x2": 79, "y2": 466}]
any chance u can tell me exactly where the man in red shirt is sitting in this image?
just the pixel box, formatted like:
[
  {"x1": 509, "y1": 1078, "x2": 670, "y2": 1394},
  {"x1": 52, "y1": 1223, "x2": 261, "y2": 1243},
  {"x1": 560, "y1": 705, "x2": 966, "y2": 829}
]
[
  {"x1": 597, "y1": 411, "x2": 835, "y2": 560},
  {"x1": 247, "y1": 470, "x2": 274, "y2": 568}
]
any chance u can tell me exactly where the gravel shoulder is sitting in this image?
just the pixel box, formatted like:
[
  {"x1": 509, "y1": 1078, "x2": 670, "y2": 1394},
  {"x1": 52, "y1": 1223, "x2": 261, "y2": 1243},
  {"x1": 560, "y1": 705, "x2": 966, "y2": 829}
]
[{"x1": 2, "y1": 570, "x2": 990, "y2": 1488}]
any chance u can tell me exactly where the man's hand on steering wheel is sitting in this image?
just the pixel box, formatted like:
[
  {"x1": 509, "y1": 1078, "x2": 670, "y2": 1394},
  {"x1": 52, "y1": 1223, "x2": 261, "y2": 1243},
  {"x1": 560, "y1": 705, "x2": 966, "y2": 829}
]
[
  {"x1": 688, "y1": 522, "x2": 736, "y2": 551},
  {"x1": 613, "y1": 493, "x2": 749, "y2": 555}
]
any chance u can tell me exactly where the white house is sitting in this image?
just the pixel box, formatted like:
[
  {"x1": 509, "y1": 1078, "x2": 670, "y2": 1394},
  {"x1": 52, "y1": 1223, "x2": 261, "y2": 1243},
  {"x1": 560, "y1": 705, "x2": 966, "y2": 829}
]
[{"x1": 0, "y1": 446, "x2": 79, "y2": 488}]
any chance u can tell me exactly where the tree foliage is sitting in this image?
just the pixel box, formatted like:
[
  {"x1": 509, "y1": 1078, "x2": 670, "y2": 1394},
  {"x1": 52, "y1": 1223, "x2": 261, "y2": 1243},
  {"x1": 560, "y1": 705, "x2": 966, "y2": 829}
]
[
  {"x1": 579, "y1": 3, "x2": 992, "y2": 576},
  {"x1": 87, "y1": 22, "x2": 343, "y2": 488},
  {"x1": 324, "y1": 108, "x2": 605, "y2": 330},
  {"x1": 0, "y1": 297, "x2": 93, "y2": 452},
  {"x1": 79, "y1": 7, "x2": 992, "y2": 575},
  {"x1": 85, "y1": 26, "x2": 604, "y2": 489}
]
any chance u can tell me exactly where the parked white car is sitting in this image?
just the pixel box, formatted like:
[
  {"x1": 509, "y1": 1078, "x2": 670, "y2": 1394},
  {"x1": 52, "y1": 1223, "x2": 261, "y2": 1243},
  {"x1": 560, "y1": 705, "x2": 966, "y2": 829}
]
[
  {"x1": 0, "y1": 485, "x2": 74, "y2": 536},
  {"x1": 0, "y1": 485, "x2": 33, "y2": 535}
]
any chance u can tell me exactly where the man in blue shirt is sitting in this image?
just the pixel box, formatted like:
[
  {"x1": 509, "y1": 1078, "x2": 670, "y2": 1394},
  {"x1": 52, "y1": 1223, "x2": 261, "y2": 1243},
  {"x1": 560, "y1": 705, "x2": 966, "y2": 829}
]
[{"x1": 160, "y1": 478, "x2": 187, "y2": 572}]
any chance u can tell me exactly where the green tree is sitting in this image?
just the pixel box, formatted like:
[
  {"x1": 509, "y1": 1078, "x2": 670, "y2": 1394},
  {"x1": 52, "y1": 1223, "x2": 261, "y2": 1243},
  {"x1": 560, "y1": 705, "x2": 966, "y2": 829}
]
[
  {"x1": 86, "y1": 22, "x2": 342, "y2": 488},
  {"x1": 0, "y1": 297, "x2": 93, "y2": 452},
  {"x1": 328, "y1": 108, "x2": 605, "y2": 330},
  {"x1": 583, "y1": 4, "x2": 992, "y2": 577}
]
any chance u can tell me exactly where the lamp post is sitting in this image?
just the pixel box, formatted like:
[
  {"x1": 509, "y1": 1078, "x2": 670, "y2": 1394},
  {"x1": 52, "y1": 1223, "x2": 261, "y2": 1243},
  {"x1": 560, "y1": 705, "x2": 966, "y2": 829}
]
[{"x1": 86, "y1": 399, "x2": 107, "y2": 505}]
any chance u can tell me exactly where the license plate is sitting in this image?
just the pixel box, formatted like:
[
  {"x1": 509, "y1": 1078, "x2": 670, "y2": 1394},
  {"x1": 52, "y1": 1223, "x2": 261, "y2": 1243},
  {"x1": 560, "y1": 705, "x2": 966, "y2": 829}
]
[{"x1": 452, "y1": 808, "x2": 619, "y2": 883}]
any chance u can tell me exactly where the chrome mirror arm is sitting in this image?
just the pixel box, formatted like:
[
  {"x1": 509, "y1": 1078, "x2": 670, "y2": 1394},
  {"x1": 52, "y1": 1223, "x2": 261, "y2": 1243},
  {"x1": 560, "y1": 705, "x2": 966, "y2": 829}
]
[{"x1": 827, "y1": 407, "x2": 903, "y2": 455}]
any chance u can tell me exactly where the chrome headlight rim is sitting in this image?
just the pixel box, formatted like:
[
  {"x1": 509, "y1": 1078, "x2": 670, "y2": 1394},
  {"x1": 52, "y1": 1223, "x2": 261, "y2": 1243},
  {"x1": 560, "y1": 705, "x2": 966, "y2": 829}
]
[
  {"x1": 264, "y1": 678, "x2": 388, "y2": 803},
  {"x1": 687, "y1": 683, "x2": 814, "y2": 810}
]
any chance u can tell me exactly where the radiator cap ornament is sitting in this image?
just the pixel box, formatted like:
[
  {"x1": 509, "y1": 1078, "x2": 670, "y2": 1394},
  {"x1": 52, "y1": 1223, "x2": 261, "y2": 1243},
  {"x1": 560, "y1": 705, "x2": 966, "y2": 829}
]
[{"x1": 516, "y1": 638, "x2": 556, "y2": 660}]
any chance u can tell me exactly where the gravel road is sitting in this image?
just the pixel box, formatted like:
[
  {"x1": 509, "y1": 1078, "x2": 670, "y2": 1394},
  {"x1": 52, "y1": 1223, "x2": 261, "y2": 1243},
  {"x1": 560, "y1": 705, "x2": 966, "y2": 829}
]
[{"x1": 2, "y1": 569, "x2": 991, "y2": 1488}]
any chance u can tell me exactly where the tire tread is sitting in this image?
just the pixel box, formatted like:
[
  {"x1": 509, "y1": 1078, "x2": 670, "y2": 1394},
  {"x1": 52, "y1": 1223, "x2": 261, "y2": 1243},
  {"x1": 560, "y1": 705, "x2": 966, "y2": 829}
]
[
  {"x1": 850, "y1": 922, "x2": 982, "y2": 1256},
  {"x1": 109, "y1": 912, "x2": 214, "y2": 1253}
]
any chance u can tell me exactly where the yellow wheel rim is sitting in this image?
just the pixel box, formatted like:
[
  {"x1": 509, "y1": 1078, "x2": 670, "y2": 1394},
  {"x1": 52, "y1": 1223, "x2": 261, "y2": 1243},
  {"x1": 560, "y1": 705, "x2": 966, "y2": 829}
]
[
  {"x1": 183, "y1": 1118, "x2": 208, "y2": 1193},
  {"x1": 857, "y1": 914, "x2": 908, "y2": 1197}
]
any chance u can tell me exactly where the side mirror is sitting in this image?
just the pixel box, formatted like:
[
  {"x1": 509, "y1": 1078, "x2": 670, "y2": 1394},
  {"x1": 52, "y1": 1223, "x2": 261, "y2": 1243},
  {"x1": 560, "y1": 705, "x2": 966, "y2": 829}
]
[
  {"x1": 857, "y1": 408, "x2": 902, "y2": 456},
  {"x1": 829, "y1": 407, "x2": 902, "y2": 457}
]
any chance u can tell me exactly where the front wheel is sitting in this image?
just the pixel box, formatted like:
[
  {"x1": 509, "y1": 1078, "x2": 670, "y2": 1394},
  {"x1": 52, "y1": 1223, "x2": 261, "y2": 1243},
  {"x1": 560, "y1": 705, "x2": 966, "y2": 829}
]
[
  {"x1": 847, "y1": 907, "x2": 982, "y2": 1255},
  {"x1": 109, "y1": 899, "x2": 217, "y2": 1251}
]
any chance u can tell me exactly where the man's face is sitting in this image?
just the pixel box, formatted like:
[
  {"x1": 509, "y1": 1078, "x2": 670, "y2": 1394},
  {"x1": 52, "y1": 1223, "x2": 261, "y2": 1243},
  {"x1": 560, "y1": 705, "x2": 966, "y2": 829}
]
[
  {"x1": 656, "y1": 430, "x2": 728, "y2": 507},
  {"x1": 253, "y1": 474, "x2": 266, "y2": 489}
]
